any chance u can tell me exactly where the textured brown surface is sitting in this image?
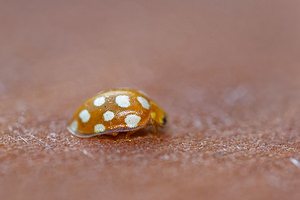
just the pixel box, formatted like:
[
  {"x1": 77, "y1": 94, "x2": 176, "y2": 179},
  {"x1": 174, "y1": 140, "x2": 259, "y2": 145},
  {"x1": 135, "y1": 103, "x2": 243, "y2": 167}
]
[{"x1": 0, "y1": 1, "x2": 300, "y2": 200}]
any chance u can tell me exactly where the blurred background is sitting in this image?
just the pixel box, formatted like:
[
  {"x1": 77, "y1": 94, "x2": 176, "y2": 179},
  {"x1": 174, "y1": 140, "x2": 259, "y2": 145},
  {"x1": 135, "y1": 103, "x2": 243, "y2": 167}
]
[{"x1": 0, "y1": 1, "x2": 300, "y2": 200}]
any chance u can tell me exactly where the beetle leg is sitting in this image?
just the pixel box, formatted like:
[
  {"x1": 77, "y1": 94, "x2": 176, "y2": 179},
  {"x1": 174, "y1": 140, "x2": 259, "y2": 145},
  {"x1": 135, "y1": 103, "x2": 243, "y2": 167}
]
[
  {"x1": 151, "y1": 120, "x2": 161, "y2": 139},
  {"x1": 125, "y1": 131, "x2": 136, "y2": 141},
  {"x1": 109, "y1": 132, "x2": 119, "y2": 137}
]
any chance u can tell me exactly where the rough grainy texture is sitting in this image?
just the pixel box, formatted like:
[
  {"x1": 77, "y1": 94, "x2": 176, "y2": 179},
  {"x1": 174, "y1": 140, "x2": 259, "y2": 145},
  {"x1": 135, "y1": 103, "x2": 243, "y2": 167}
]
[{"x1": 0, "y1": 1, "x2": 300, "y2": 200}]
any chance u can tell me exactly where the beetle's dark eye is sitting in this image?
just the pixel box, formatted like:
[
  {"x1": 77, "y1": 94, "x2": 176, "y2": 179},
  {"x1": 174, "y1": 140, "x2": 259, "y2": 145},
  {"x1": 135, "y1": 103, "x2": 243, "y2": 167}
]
[{"x1": 162, "y1": 117, "x2": 167, "y2": 125}]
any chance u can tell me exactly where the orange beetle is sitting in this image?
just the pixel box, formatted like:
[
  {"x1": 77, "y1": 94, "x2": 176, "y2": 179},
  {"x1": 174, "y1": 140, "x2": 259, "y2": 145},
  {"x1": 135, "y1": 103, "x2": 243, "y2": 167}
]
[{"x1": 67, "y1": 89, "x2": 167, "y2": 139}]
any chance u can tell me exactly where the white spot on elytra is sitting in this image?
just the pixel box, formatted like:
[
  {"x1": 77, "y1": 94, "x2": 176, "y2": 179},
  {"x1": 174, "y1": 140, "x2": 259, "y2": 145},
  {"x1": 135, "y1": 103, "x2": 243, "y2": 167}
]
[
  {"x1": 79, "y1": 109, "x2": 90, "y2": 123},
  {"x1": 138, "y1": 90, "x2": 149, "y2": 97},
  {"x1": 103, "y1": 111, "x2": 115, "y2": 121},
  {"x1": 70, "y1": 120, "x2": 78, "y2": 131},
  {"x1": 94, "y1": 97, "x2": 105, "y2": 107},
  {"x1": 125, "y1": 114, "x2": 141, "y2": 128},
  {"x1": 94, "y1": 124, "x2": 105, "y2": 133},
  {"x1": 137, "y1": 96, "x2": 150, "y2": 109},
  {"x1": 115, "y1": 95, "x2": 130, "y2": 108}
]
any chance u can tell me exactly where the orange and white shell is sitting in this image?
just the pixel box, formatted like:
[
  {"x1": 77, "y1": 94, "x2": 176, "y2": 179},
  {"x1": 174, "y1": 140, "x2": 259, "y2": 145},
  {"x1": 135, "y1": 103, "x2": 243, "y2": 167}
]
[{"x1": 67, "y1": 89, "x2": 158, "y2": 138}]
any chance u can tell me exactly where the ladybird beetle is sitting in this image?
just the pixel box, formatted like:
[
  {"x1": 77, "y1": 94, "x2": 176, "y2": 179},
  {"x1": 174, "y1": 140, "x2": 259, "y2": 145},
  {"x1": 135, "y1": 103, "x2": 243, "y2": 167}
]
[{"x1": 67, "y1": 89, "x2": 167, "y2": 139}]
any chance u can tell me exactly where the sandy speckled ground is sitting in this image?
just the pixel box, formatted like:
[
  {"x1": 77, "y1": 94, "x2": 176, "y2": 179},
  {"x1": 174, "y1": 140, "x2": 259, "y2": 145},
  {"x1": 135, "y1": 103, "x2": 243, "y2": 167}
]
[{"x1": 0, "y1": 1, "x2": 300, "y2": 200}]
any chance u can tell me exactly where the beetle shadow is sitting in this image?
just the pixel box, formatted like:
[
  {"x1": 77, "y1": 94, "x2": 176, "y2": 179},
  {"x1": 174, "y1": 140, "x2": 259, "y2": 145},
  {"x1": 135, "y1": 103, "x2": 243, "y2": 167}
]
[{"x1": 94, "y1": 126, "x2": 166, "y2": 141}]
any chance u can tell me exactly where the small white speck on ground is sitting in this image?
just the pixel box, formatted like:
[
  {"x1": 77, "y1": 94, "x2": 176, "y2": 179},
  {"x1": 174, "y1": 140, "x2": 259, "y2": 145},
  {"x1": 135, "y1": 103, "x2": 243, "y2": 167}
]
[
  {"x1": 18, "y1": 136, "x2": 28, "y2": 144},
  {"x1": 82, "y1": 149, "x2": 94, "y2": 159},
  {"x1": 47, "y1": 132, "x2": 57, "y2": 142},
  {"x1": 223, "y1": 85, "x2": 253, "y2": 106},
  {"x1": 49, "y1": 132, "x2": 57, "y2": 137},
  {"x1": 160, "y1": 154, "x2": 170, "y2": 160},
  {"x1": 290, "y1": 158, "x2": 300, "y2": 168},
  {"x1": 18, "y1": 115, "x2": 26, "y2": 124},
  {"x1": 8, "y1": 126, "x2": 13, "y2": 132},
  {"x1": 193, "y1": 119, "x2": 203, "y2": 129}
]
